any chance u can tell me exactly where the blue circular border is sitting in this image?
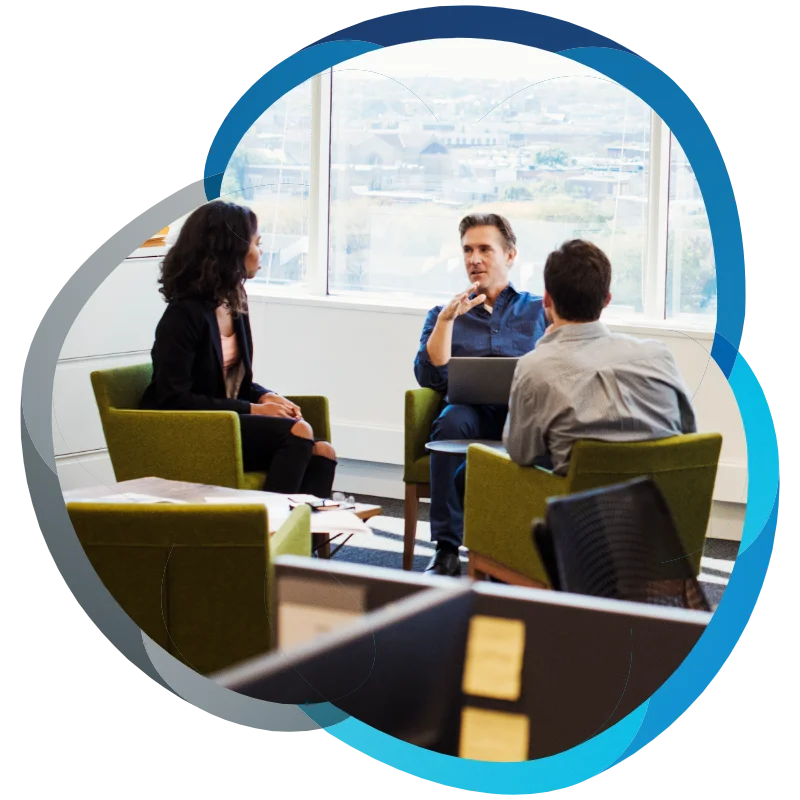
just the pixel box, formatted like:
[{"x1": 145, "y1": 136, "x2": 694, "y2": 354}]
[{"x1": 204, "y1": 6, "x2": 778, "y2": 792}]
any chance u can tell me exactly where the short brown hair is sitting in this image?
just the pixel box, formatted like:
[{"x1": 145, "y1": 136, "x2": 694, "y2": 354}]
[
  {"x1": 458, "y1": 213, "x2": 517, "y2": 251},
  {"x1": 544, "y1": 239, "x2": 612, "y2": 322}
]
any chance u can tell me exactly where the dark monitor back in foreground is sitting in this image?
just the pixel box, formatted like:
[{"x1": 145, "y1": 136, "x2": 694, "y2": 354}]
[
  {"x1": 214, "y1": 586, "x2": 474, "y2": 753},
  {"x1": 471, "y1": 583, "x2": 710, "y2": 758}
]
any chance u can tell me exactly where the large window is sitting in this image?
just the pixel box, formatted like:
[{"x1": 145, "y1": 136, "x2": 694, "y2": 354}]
[
  {"x1": 220, "y1": 79, "x2": 313, "y2": 289},
  {"x1": 218, "y1": 39, "x2": 715, "y2": 328},
  {"x1": 666, "y1": 136, "x2": 716, "y2": 320},
  {"x1": 329, "y1": 69, "x2": 650, "y2": 311}
]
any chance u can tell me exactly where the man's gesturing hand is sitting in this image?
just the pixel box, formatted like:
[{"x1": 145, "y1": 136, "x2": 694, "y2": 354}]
[{"x1": 438, "y1": 282, "x2": 487, "y2": 322}]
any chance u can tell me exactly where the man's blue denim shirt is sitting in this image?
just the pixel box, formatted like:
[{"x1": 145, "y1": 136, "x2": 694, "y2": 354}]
[{"x1": 414, "y1": 283, "x2": 547, "y2": 393}]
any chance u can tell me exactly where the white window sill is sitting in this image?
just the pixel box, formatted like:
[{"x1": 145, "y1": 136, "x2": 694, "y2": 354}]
[
  {"x1": 127, "y1": 245, "x2": 168, "y2": 259},
  {"x1": 246, "y1": 285, "x2": 716, "y2": 341},
  {"x1": 247, "y1": 285, "x2": 435, "y2": 316}
]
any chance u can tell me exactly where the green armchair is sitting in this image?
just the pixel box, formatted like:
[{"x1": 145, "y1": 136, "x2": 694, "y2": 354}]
[
  {"x1": 403, "y1": 388, "x2": 445, "y2": 570},
  {"x1": 66, "y1": 501, "x2": 311, "y2": 674},
  {"x1": 464, "y1": 433, "x2": 723, "y2": 586},
  {"x1": 91, "y1": 363, "x2": 331, "y2": 490}
]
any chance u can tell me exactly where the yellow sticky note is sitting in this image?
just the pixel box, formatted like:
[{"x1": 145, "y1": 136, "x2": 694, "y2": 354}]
[
  {"x1": 459, "y1": 707, "x2": 530, "y2": 762},
  {"x1": 462, "y1": 615, "x2": 526, "y2": 701},
  {"x1": 277, "y1": 603, "x2": 362, "y2": 652}
]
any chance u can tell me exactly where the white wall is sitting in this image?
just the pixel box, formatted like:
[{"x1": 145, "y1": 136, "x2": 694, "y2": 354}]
[{"x1": 54, "y1": 255, "x2": 748, "y2": 540}]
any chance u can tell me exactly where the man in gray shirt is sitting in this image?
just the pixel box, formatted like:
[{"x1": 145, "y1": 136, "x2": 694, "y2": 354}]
[{"x1": 503, "y1": 239, "x2": 697, "y2": 473}]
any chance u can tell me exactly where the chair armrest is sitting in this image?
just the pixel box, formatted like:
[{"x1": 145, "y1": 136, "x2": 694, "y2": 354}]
[
  {"x1": 285, "y1": 396, "x2": 331, "y2": 443},
  {"x1": 263, "y1": 504, "x2": 312, "y2": 650},
  {"x1": 103, "y1": 409, "x2": 244, "y2": 487},
  {"x1": 464, "y1": 444, "x2": 569, "y2": 585},
  {"x1": 270, "y1": 504, "x2": 312, "y2": 558},
  {"x1": 404, "y1": 388, "x2": 445, "y2": 474}
]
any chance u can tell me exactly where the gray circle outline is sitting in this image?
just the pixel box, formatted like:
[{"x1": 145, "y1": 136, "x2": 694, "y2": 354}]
[{"x1": 21, "y1": 178, "x2": 334, "y2": 732}]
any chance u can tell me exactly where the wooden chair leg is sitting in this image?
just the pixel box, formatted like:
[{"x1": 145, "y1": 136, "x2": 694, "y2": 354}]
[
  {"x1": 468, "y1": 551, "x2": 486, "y2": 581},
  {"x1": 312, "y1": 532, "x2": 330, "y2": 559},
  {"x1": 403, "y1": 483, "x2": 419, "y2": 571},
  {"x1": 469, "y1": 551, "x2": 548, "y2": 589}
]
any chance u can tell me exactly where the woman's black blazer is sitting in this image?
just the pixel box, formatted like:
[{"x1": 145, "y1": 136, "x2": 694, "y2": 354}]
[{"x1": 140, "y1": 298, "x2": 270, "y2": 415}]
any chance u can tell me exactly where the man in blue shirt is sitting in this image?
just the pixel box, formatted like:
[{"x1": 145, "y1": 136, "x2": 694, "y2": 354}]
[{"x1": 414, "y1": 213, "x2": 547, "y2": 576}]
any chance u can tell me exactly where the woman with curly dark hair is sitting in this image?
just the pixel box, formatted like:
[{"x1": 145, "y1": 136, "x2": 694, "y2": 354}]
[{"x1": 140, "y1": 200, "x2": 337, "y2": 496}]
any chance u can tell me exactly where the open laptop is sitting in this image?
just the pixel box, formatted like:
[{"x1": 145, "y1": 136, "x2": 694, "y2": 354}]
[{"x1": 448, "y1": 356, "x2": 518, "y2": 405}]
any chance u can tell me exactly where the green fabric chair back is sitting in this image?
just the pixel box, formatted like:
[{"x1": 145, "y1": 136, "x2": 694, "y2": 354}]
[
  {"x1": 404, "y1": 388, "x2": 445, "y2": 485},
  {"x1": 66, "y1": 502, "x2": 311, "y2": 674},
  {"x1": 464, "y1": 433, "x2": 723, "y2": 584},
  {"x1": 90, "y1": 364, "x2": 251, "y2": 488},
  {"x1": 565, "y1": 434, "x2": 723, "y2": 575},
  {"x1": 93, "y1": 362, "x2": 153, "y2": 416},
  {"x1": 90, "y1": 364, "x2": 332, "y2": 491}
]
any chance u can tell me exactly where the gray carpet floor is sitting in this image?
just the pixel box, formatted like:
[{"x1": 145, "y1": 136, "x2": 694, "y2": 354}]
[{"x1": 327, "y1": 494, "x2": 736, "y2": 609}]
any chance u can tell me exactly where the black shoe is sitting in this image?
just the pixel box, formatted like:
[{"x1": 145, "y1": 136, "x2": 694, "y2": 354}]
[{"x1": 424, "y1": 550, "x2": 462, "y2": 577}]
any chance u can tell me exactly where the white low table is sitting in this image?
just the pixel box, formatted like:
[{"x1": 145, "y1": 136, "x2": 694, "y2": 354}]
[
  {"x1": 62, "y1": 476, "x2": 382, "y2": 559},
  {"x1": 424, "y1": 439, "x2": 507, "y2": 455}
]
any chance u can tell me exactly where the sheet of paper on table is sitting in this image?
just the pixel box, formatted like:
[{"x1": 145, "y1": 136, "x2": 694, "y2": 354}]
[
  {"x1": 64, "y1": 476, "x2": 373, "y2": 536},
  {"x1": 82, "y1": 493, "x2": 188, "y2": 505},
  {"x1": 203, "y1": 495, "x2": 371, "y2": 533},
  {"x1": 202, "y1": 495, "x2": 291, "y2": 531},
  {"x1": 307, "y1": 510, "x2": 371, "y2": 534},
  {"x1": 202, "y1": 499, "x2": 368, "y2": 533},
  {"x1": 111, "y1": 478, "x2": 210, "y2": 502},
  {"x1": 203, "y1": 496, "x2": 283, "y2": 506}
]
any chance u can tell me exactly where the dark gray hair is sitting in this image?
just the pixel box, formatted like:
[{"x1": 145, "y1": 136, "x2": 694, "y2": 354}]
[{"x1": 458, "y1": 213, "x2": 517, "y2": 251}]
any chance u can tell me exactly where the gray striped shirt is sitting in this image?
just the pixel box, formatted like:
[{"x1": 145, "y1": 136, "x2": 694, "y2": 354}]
[{"x1": 502, "y1": 321, "x2": 697, "y2": 475}]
